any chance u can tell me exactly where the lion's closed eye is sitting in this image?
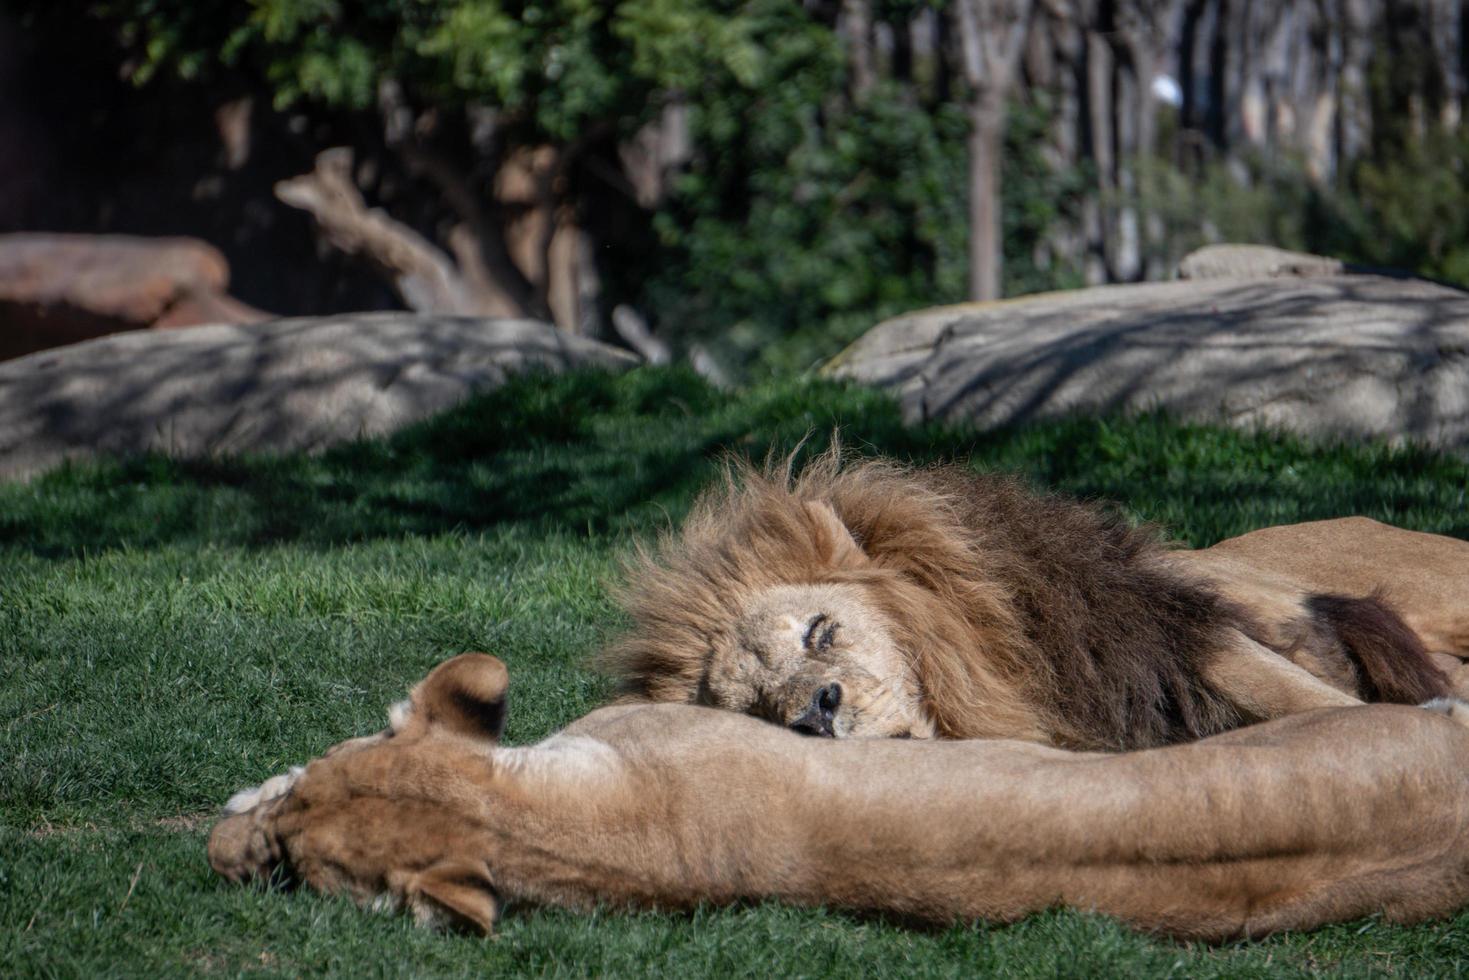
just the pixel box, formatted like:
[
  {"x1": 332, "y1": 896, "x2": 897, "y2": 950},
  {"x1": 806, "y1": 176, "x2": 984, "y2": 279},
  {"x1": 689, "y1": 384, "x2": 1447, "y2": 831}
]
[{"x1": 803, "y1": 614, "x2": 839, "y2": 653}]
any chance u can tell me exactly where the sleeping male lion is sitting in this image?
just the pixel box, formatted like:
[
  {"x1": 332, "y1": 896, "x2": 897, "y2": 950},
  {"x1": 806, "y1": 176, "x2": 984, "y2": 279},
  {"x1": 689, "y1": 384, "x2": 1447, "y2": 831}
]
[
  {"x1": 211, "y1": 653, "x2": 1469, "y2": 939},
  {"x1": 606, "y1": 451, "x2": 1469, "y2": 750}
]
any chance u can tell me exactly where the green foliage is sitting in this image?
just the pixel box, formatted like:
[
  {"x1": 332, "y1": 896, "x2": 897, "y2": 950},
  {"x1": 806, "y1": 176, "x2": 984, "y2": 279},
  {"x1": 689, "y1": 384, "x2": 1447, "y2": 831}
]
[
  {"x1": 645, "y1": 92, "x2": 1085, "y2": 377},
  {"x1": 6, "y1": 369, "x2": 1469, "y2": 974},
  {"x1": 1144, "y1": 128, "x2": 1469, "y2": 289},
  {"x1": 84, "y1": 0, "x2": 1086, "y2": 378},
  {"x1": 100, "y1": 0, "x2": 807, "y2": 137},
  {"x1": 1348, "y1": 126, "x2": 1469, "y2": 284},
  {"x1": 1142, "y1": 150, "x2": 1340, "y2": 269}
]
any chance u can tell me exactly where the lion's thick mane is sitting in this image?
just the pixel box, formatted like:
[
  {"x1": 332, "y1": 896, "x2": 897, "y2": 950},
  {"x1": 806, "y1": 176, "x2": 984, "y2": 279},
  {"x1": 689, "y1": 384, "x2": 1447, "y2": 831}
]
[{"x1": 605, "y1": 451, "x2": 1254, "y2": 749}]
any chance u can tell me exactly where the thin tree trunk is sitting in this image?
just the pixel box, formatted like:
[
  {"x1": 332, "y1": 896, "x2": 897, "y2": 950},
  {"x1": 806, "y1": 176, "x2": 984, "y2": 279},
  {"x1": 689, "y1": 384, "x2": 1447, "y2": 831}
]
[
  {"x1": 893, "y1": 11, "x2": 913, "y2": 83},
  {"x1": 1206, "y1": 0, "x2": 1230, "y2": 150},
  {"x1": 967, "y1": 97, "x2": 1005, "y2": 300},
  {"x1": 1114, "y1": 60, "x2": 1142, "y2": 281},
  {"x1": 1114, "y1": 0, "x2": 1169, "y2": 281},
  {"x1": 843, "y1": 0, "x2": 876, "y2": 99},
  {"x1": 1086, "y1": 22, "x2": 1115, "y2": 281},
  {"x1": 952, "y1": 0, "x2": 1034, "y2": 301},
  {"x1": 1177, "y1": 0, "x2": 1206, "y2": 161}
]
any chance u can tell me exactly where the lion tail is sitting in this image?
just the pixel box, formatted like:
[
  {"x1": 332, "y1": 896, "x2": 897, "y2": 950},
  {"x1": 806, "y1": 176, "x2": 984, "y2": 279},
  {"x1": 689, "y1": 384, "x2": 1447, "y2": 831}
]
[{"x1": 1307, "y1": 593, "x2": 1452, "y2": 704}]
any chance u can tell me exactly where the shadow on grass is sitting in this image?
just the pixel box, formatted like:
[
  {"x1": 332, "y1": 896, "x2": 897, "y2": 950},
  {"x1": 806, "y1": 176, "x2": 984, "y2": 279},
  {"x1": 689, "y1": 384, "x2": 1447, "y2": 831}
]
[{"x1": 2, "y1": 365, "x2": 1467, "y2": 557}]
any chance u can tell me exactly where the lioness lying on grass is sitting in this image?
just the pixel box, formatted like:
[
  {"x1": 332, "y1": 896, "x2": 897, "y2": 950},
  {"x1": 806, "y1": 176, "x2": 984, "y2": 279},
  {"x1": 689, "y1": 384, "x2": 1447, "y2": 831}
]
[
  {"x1": 607, "y1": 451, "x2": 1469, "y2": 749},
  {"x1": 211, "y1": 654, "x2": 1469, "y2": 940}
]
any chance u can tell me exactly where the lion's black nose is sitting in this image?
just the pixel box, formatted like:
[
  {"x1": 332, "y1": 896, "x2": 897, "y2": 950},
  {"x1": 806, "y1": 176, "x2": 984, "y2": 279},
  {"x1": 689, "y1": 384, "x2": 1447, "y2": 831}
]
[{"x1": 789, "y1": 683, "x2": 842, "y2": 737}]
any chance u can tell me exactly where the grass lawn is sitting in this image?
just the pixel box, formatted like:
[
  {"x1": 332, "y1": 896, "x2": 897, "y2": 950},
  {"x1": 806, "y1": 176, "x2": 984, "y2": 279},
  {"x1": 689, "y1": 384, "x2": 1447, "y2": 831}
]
[{"x1": 5, "y1": 366, "x2": 1469, "y2": 977}]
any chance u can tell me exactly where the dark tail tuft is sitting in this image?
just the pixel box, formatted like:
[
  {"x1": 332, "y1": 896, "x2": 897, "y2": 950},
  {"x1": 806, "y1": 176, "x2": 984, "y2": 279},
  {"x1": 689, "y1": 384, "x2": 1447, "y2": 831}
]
[{"x1": 1308, "y1": 592, "x2": 1451, "y2": 704}]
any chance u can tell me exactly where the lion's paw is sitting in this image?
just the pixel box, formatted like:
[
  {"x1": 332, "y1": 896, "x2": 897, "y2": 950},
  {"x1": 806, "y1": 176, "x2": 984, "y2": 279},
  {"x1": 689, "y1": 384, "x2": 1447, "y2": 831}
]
[{"x1": 1420, "y1": 697, "x2": 1469, "y2": 728}]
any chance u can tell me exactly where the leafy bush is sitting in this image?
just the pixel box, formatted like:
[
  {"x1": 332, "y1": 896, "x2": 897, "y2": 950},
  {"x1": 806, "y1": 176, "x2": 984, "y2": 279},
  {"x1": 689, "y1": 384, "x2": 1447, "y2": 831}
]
[{"x1": 645, "y1": 92, "x2": 1085, "y2": 376}]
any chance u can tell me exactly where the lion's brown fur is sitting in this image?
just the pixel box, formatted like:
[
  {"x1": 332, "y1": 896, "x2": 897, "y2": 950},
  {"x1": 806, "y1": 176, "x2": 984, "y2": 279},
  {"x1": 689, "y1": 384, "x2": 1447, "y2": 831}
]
[{"x1": 604, "y1": 450, "x2": 1449, "y2": 750}]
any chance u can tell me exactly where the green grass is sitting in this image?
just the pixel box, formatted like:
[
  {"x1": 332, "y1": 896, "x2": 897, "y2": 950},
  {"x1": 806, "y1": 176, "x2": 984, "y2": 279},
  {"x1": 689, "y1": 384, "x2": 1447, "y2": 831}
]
[{"x1": 4, "y1": 366, "x2": 1469, "y2": 977}]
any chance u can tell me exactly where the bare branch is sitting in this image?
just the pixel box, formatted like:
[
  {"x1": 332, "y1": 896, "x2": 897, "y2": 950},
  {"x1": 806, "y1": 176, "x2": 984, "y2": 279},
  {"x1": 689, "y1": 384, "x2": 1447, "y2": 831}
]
[
  {"x1": 611, "y1": 304, "x2": 672, "y2": 364},
  {"x1": 275, "y1": 148, "x2": 489, "y2": 315}
]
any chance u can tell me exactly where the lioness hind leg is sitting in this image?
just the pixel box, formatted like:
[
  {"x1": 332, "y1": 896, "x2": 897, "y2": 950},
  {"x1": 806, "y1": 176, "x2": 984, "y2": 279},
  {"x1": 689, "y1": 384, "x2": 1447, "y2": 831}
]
[
  {"x1": 1203, "y1": 629, "x2": 1362, "y2": 722},
  {"x1": 1204, "y1": 517, "x2": 1469, "y2": 655}
]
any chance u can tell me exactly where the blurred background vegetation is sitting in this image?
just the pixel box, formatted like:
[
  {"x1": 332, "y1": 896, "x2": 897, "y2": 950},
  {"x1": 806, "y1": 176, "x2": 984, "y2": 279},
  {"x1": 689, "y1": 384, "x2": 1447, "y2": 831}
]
[{"x1": 4, "y1": 0, "x2": 1466, "y2": 378}]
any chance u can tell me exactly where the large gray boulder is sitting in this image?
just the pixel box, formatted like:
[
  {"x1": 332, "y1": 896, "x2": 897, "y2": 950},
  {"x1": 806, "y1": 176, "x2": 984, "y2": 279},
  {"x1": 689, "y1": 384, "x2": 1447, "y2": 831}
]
[
  {"x1": 824, "y1": 273, "x2": 1469, "y2": 452},
  {"x1": 0, "y1": 313, "x2": 638, "y2": 481}
]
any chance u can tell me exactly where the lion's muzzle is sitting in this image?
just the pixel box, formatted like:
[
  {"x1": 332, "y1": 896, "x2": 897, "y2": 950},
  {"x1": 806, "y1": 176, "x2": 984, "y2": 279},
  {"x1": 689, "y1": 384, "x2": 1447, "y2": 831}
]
[{"x1": 789, "y1": 683, "x2": 842, "y2": 737}]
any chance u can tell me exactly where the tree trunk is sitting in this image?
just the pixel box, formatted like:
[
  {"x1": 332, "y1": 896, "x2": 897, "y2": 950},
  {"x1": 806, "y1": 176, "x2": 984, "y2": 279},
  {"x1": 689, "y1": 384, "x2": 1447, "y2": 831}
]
[
  {"x1": 1086, "y1": 21, "x2": 1115, "y2": 282},
  {"x1": 1177, "y1": 0, "x2": 1206, "y2": 162},
  {"x1": 967, "y1": 96, "x2": 1005, "y2": 301},
  {"x1": 843, "y1": 0, "x2": 876, "y2": 100},
  {"x1": 1114, "y1": 1, "x2": 1168, "y2": 281},
  {"x1": 1114, "y1": 56, "x2": 1142, "y2": 281},
  {"x1": 893, "y1": 11, "x2": 913, "y2": 83},
  {"x1": 951, "y1": 0, "x2": 1033, "y2": 300},
  {"x1": 1459, "y1": 0, "x2": 1469, "y2": 124},
  {"x1": 1206, "y1": 0, "x2": 1230, "y2": 150},
  {"x1": 1335, "y1": 0, "x2": 1373, "y2": 168},
  {"x1": 376, "y1": 78, "x2": 542, "y2": 318}
]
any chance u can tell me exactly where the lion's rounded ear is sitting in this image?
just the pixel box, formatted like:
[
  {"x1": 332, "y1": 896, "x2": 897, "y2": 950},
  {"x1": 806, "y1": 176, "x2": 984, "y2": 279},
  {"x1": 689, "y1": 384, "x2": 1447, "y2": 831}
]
[
  {"x1": 409, "y1": 653, "x2": 510, "y2": 742},
  {"x1": 804, "y1": 500, "x2": 868, "y2": 568}
]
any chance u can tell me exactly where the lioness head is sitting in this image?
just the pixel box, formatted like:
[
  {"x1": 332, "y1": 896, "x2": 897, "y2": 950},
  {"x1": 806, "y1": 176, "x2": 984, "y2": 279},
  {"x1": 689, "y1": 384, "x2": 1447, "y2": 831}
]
[
  {"x1": 709, "y1": 582, "x2": 935, "y2": 739},
  {"x1": 209, "y1": 654, "x2": 511, "y2": 933}
]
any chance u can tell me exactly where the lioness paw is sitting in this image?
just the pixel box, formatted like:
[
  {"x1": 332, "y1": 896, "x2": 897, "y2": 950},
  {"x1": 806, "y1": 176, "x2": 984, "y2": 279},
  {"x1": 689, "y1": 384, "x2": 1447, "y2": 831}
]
[
  {"x1": 1420, "y1": 697, "x2": 1469, "y2": 728},
  {"x1": 224, "y1": 766, "x2": 304, "y2": 815}
]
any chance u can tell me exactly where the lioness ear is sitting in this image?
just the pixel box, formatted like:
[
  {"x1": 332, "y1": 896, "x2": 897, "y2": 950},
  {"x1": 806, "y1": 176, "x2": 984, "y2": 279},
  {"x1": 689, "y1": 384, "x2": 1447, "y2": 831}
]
[
  {"x1": 804, "y1": 500, "x2": 868, "y2": 568},
  {"x1": 408, "y1": 859, "x2": 499, "y2": 934},
  {"x1": 410, "y1": 653, "x2": 509, "y2": 742}
]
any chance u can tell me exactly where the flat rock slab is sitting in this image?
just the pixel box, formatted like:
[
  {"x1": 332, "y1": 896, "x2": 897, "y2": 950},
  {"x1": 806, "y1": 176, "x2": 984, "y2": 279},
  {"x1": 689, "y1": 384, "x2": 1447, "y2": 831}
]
[
  {"x1": 0, "y1": 313, "x2": 637, "y2": 481},
  {"x1": 824, "y1": 274, "x2": 1469, "y2": 452}
]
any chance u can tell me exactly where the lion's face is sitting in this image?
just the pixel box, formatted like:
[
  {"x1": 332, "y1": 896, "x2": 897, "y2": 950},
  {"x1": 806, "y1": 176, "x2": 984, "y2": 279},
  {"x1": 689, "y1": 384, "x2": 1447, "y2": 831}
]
[{"x1": 705, "y1": 583, "x2": 935, "y2": 739}]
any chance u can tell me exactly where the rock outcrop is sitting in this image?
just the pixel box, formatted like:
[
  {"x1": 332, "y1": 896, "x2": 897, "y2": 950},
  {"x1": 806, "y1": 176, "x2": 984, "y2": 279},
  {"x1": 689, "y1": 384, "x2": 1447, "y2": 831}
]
[
  {"x1": 0, "y1": 233, "x2": 269, "y2": 360},
  {"x1": 0, "y1": 313, "x2": 638, "y2": 481},
  {"x1": 825, "y1": 270, "x2": 1469, "y2": 453},
  {"x1": 1175, "y1": 244, "x2": 1347, "y2": 280}
]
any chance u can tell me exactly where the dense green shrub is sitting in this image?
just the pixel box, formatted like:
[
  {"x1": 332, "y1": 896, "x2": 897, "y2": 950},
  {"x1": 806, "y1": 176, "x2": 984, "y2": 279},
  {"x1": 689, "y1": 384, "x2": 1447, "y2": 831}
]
[{"x1": 644, "y1": 91, "x2": 1085, "y2": 376}]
